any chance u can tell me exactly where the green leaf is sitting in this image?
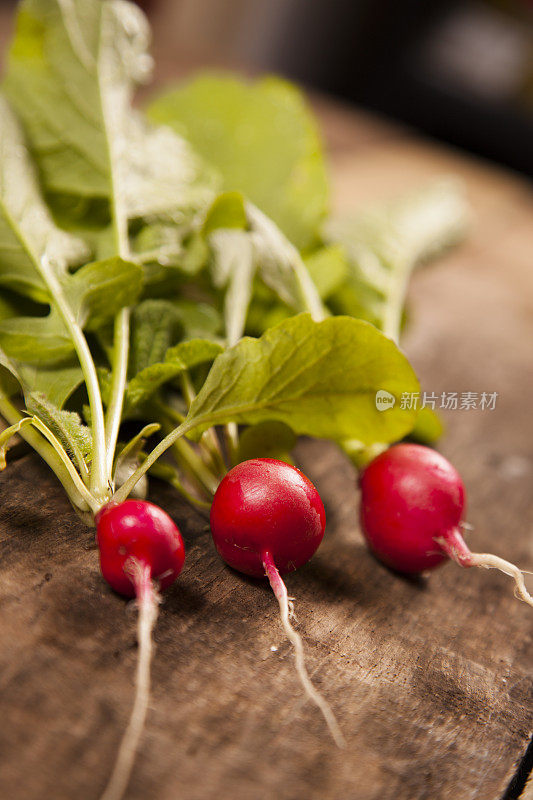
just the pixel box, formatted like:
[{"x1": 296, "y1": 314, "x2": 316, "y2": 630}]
[
  {"x1": 0, "y1": 257, "x2": 143, "y2": 364},
  {"x1": 166, "y1": 299, "x2": 222, "y2": 343},
  {"x1": 5, "y1": 0, "x2": 216, "y2": 222},
  {"x1": 304, "y1": 245, "x2": 349, "y2": 300},
  {"x1": 26, "y1": 392, "x2": 92, "y2": 475},
  {"x1": 130, "y1": 300, "x2": 183, "y2": 375},
  {"x1": 237, "y1": 421, "x2": 296, "y2": 464},
  {"x1": 203, "y1": 191, "x2": 247, "y2": 236},
  {"x1": 165, "y1": 339, "x2": 224, "y2": 368},
  {"x1": 246, "y1": 203, "x2": 324, "y2": 319},
  {"x1": 0, "y1": 288, "x2": 48, "y2": 322},
  {"x1": 24, "y1": 362, "x2": 84, "y2": 409},
  {"x1": 131, "y1": 225, "x2": 209, "y2": 287},
  {"x1": 0, "y1": 313, "x2": 72, "y2": 363},
  {"x1": 67, "y1": 257, "x2": 143, "y2": 331},
  {"x1": 124, "y1": 362, "x2": 186, "y2": 417},
  {"x1": 203, "y1": 192, "x2": 253, "y2": 345},
  {"x1": 326, "y1": 181, "x2": 467, "y2": 340},
  {"x1": 124, "y1": 338, "x2": 223, "y2": 417},
  {"x1": 0, "y1": 349, "x2": 21, "y2": 400},
  {"x1": 205, "y1": 198, "x2": 324, "y2": 342},
  {"x1": 209, "y1": 229, "x2": 255, "y2": 346},
  {"x1": 409, "y1": 406, "x2": 444, "y2": 444},
  {"x1": 0, "y1": 94, "x2": 90, "y2": 304},
  {"x1": 186, "y1": 313, "x2": 419, "y2": 445},
  {"x1": 0, "y1": 344, "x2": 84, "y2": 409},
  {"x1": 148, "y1": 73, "x2": 328, "y2": 249}
]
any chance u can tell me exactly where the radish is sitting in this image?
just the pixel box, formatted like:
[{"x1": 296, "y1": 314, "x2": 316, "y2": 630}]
[
  {"x1": 210, "y1": 458, "x2": 345, "y2": 747},
  {"x1": 359, "y1": 444, "x2": 533, "y2": 606},
  {"x1": 96, "y1": 500, "x2": 185, "y2": 800}
]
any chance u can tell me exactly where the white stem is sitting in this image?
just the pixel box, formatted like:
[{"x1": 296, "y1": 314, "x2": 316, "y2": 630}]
[
  {"x1": 262, "y1": 552, "x2": 345, "y2": 748},
  {"x1": 99, "y1": 561, "x2": 159, "y2": 800},
  {"x1": 39, "y1": 256, "x2": 109, "y2": 503},
  {"x1": 105, "y1": 307, "x2": 131, "y2": 478},
  {"x1": 97, "y1": 11, "x2": 133, "y2": 489}
]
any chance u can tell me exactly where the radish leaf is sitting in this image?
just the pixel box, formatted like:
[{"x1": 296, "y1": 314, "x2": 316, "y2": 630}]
[
  {"x1": 237, "y1": 421, "x2": 296, "y2": 464},
  {"x1": 326, "y1": 181, "x2": 467, "y2": 340},
  {"x1": 124, "y1": 339, "x2": 223, "y2": 417},
  {"x1": 5, "y1": 0, "x2": 215, "y2": 223},
  {"x1": 26, "y1": 393, "x2": 92, "y2": 474},
  {"x1": 0, "y1": 95, "x2": 90, "y2": 303},
  {"x1": 148, "y1": 74, "x2": 328, "y2": 249},
  {"x1": 186, "y1": 313, "x2": 419, "y2": 444}
]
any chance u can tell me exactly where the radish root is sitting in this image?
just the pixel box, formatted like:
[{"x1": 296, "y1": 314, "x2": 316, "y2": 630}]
[
  {"x1": 437, "y1": 529, "x2": 533, "y2": 609},
  {"x1": 262, "y1": 551, "x2": 346, "y2": 748},
  {"x1": 100, "y1": 559, "x2": 160, "y2": 800}
]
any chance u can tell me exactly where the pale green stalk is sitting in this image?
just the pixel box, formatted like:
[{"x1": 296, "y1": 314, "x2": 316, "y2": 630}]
[
  {"x1": 381, "y1": 256, "x2": 410, "y2": 343},
  {"x1": 39, "y1": 257, "x2": 108, "y2": 504},
  {"x1": 105, "y1": 306, "x2": 131, "y2": 476},
  {"x1": 112, "y1": 419, "x2": 197, "y2": 504},
  {"x1": 146, "y1": 460, "x2": 211, "y2": 511},
  {"x1": 161, "y1": 417, "x2": 219, "y2": 497},
  {"x1": 29, "y1": 417, "x2": 100, "y2": 514},
  {"x1": 98, "y1": 20, "x2": 134, "y2": 488},
  {"x1": 0, "y1": 395, "x2": 95, "y2": 512},
  {"x1": 178, "y1": 374, "x2": 227, "y2": 474}
]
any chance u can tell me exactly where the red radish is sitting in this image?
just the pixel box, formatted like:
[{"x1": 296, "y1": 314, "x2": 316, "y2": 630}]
[
  {"x1": 96, "y1": 500, "x2": 186, "y2": 597},
  {"x1": 359, "y1": 443, "x2": 533, "y2": 606},
  {"x1": 96, "y1": 500, "x2": 185, "y2": 800},
  {"x1": 210, "y1": 458, "x2": 344, "y2": 747}
]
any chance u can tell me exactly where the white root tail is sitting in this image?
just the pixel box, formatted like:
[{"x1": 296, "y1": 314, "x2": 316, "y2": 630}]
[
  {"x1": 99, "y1": 560, "x2": 160, "y2": 800},
  {"x1": 262, "y1": 551, "x2": 346, "y2": 748},
  {"x1": 437, "y1": 528, "x2": 533, "y2": 609},
  {"x1": 466, "y1": 552, "x2": 533, "y2": 608}
]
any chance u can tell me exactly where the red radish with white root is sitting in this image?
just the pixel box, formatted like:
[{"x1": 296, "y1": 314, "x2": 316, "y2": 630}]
[
  {"x1": 95, "y1": 500, "x2": 186, "y2": 800},
  {"x1": 210, "y1": 458, "x2": 345, "y2": 748},
  {"x1": 359, "y1": 443, "x2": 533, "y2": 606}
]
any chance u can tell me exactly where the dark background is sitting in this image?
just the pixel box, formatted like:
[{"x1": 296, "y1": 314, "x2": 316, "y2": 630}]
[{"x1": 1, "y1": 0, "x2": 532, "y2": 175}]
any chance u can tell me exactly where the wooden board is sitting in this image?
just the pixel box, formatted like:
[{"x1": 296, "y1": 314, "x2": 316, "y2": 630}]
[{"x1": 1, "y1": 87, "x2": 533, "y2": 800}]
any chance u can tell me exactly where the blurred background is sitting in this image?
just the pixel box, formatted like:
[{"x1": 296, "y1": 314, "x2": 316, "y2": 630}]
[{"x1": 0, "y1": 0, "x2": 532, "y2": 174}]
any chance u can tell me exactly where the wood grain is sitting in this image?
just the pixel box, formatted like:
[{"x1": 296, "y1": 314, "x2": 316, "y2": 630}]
[{"x1": 1, "y1": 87, "x2": 533, "y2": 800}]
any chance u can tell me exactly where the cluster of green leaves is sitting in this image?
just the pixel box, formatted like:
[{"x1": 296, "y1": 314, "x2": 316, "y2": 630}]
[{"x1": 0, "y1": 0, "x2": 466, "y2": 515}]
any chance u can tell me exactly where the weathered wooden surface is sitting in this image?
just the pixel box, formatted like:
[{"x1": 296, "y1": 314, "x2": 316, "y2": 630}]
[{"x1": 1, "y1": 46, "x2": 533, "y2": 800}]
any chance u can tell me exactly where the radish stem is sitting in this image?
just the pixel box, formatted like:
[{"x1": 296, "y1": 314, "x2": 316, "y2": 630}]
[
  {"x1": 224, "y1": 422, "x2": 239, "y2": 466},
  {"x1": 262, "y1": 551, "x2": 345, "y2": 748},
  {"x1": 105, "y1": 307, "x2": 131, "y2": 478},
  {"x1": 0, "y1": 394, "x2": 94, "y2": 512},
  {"x1": 38, "y1": 255, "x2": 109, "y2": 503},
  {"x1": 162, "y1": 420, "x2": 219, "y2": 496},
  {"x1": 382, "y1": 256, "x2": 410, "y2": 343},
  {"x1": 178, "y1": 375, "x2": 227, "y2": 475},
  {"x1": 145, "y1": 459, "x2": 212, "y2": 512},
  {"x1": 100, "y1": 559, "x2": 159, "y2": 800}
]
